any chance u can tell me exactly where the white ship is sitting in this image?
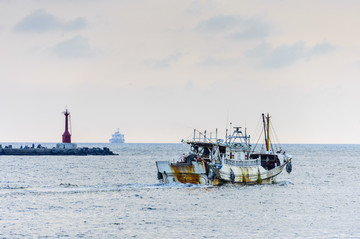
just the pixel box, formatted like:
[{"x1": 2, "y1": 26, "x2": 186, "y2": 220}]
[
  {"x1": 156, "y1": 113, "x2": 292, "y2": 185},
  {"x1": 109, "y1": 129, "x2": 125, "y2": 143}
]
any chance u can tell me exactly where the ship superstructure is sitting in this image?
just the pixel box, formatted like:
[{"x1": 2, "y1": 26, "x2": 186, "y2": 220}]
[{"x1": 109, "y1": 129, "x2": 125, "y2": 143}]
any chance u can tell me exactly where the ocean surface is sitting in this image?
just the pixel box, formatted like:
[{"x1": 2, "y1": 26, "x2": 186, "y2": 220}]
[{"x1": 0, "y1": 143, "x2": 359, "y2": 238}]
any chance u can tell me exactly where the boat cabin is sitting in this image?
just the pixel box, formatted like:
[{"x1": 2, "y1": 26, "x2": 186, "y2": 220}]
[{"x1": 250, "y1": 153, "x2": 280, "y2": 170}]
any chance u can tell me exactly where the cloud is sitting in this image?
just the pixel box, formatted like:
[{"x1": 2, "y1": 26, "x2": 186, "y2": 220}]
[
  {"x1": 247, "y1": 40, "x2": 335, "y2": 68},
  {"x1": 186, "y1": 0, "x2": 215, "y2": 15},
  {"x1": 14, "y1": 9, "x2": 86, "y2": 32},
  {"x1": 262, "y1": 41, "x2": 307, "y2": 68},
  {"x1": 244, "y1": 42, "x2": 272, "y2": 58},
  {"x1": 196, "y1": 15, "x2": 240, "y2": 32},
  {"x1": 143, "y1": 53, "x2": 181, "y2": 69},
  {"x1": 198, "y1": 57, "x2": 240, "y2": 67},
  {"x1": 196, "y1": 15, "x2": 270, "y2": 40},
  {"x1": 184, "y1": 80, "x2": 194, "y2": 90},
  {"x1": 232, "y1": 20, "x2": 269, "y2": 40},
  {"x1": 50, "y1": 35, "x2": 93, "y2": 58},
  {"x1": 310, "y1": 41, "x2": 336, "y2": 55},
  {"x1": 63, "y1": 17, "x2": 87, "y2": 31}
]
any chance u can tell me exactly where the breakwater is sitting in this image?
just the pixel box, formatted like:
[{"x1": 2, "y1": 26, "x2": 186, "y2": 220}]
[{"x1": 0, "y1": 145, "x2": 117, "y2": 156}]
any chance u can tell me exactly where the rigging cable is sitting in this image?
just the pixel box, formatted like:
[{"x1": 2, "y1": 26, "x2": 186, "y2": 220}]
[
  {"x1": 251, "y1": 116, "x2": 263, "y2": 153},
  {"x1": 253, "y1": 116, "x2": 263, "y2": 142},
  {"x1": 270, "y1": 121, "x2": 282, "y2": 151},
  {"x1": 266, "y1": 118, "x2": 275, "y2": 153},
  {"x1": 252, "y1": 126, "x2": 264, "y2": 154}
]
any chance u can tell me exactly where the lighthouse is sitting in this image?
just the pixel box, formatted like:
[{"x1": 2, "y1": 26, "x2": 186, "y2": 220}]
[
  {"x1": 62, "y1": 109, "x2": 71, "y2": 143},
  {"x1": 56, "y1": 109, "x2": 77, "y2": 149}
]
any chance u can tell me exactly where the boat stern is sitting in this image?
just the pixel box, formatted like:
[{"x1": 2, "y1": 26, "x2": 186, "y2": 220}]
[{"x1": 156, "y1": 160, "x2": 210, "y2": 185}]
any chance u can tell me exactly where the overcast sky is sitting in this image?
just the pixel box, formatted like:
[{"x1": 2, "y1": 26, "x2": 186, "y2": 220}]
[{"x1": 0, "y1": 0, "x2": 359, "y2": 143}]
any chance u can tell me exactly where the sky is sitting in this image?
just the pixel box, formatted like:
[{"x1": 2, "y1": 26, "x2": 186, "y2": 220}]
[{"x1": 0, "y1": 0, "x2": 360, "y2": 144}]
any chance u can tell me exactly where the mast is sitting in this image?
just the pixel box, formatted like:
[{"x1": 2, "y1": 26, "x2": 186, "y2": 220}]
[
  {"x1": 225, "y1": 128, "x2": 228, "y2": 144},
  {"x1": 262, "y1": 113, "x2": 268, "y2": 151},
  {"x1": 266, "y1": 113, "x2": 270, "y2": 151},
  {"x1": 245, "y1": 127, "x2": 248, "y2": 145}
]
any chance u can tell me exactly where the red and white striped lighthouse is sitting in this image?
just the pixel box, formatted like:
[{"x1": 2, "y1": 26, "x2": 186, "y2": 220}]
[{"x1": 62, "y1": 109, "x2": 71, "y2": 143}]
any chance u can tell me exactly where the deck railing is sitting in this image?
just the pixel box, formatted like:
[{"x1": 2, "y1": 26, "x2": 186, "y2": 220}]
[{"x1": 224, "y1": 158, "x2": 261, "y2": 167}]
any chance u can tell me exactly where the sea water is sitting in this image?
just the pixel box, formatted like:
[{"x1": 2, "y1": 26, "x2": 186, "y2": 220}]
[{"x1": 0, "y1": 143, "x2": 359, "y2": 238}]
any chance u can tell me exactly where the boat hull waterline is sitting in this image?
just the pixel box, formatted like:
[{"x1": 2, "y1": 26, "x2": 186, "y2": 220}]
[{"x1": 156, "y1": 158, "x2": 292, "y2": 185}]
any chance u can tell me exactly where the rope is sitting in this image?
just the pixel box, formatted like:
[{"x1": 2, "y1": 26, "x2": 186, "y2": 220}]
[
  {"x1": 251, "y1": 116, "x2": 263, "y2": 152},
  {"x1": 252, "y1": 126, "x2": 264, "y2": 153},
  {"x1": 270, "y1": 121, "x2": 282, "y2": 151},
  {"x1": 253, "y1": 116, "x2": 263, "y2": 142}
]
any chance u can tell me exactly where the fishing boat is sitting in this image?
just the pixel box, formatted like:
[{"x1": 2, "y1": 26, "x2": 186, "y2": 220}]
[
  {"x1": 155, "y1": 113, "x2": 292, "y2": 185},
  {"x1": 109, "y1": 129, "x2": 125, "y2": 143}
]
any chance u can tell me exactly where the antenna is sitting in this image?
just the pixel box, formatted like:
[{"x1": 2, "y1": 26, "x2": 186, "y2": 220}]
[{"x1": 226, "y1": 110, "x2": 229, "y2": 130}]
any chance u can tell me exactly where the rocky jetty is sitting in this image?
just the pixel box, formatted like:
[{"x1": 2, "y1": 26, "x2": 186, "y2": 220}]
[{"x1": 0, "y1": 144, "x2": 117, "y2": 156}]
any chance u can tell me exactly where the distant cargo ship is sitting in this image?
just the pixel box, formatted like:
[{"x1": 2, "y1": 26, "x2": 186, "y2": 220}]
[{"x1": 109, "y1": 129, "x2": 125, "y2": 143}]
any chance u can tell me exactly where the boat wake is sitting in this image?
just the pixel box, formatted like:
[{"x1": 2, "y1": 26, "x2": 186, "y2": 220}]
[
  {"x1": 0, "y1": 182, "x2": 211, "y2": 196},
  {"x1": 0, "y1": 185, "x2": 29, "y2": 190},
  {"x1": 275, "y1": 180, "x2": 294, "y2": 186}
]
